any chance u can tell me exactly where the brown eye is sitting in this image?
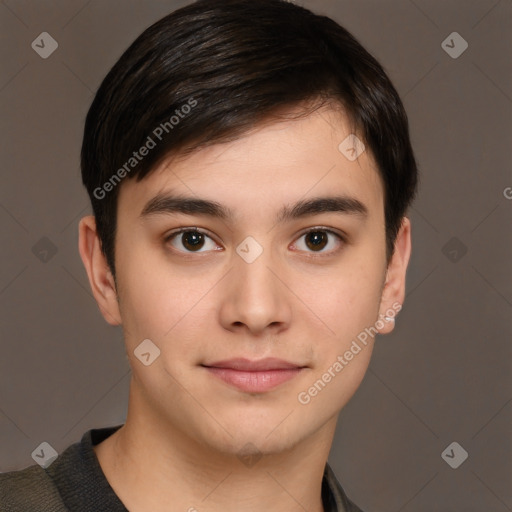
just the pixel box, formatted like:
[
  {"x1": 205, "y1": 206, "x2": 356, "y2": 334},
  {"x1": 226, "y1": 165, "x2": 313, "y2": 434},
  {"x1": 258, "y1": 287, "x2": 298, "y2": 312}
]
[
  {"x1": 167, "y1": 229, "x2": 219, "y2": 253},
  {"x1": 293, "y1": 228, "x2": 343, "y2": 255},
  {"x1": 181, "y1": 231, "x2": 204, "y2": 251},
  {"x1": 304, "y1": 231, "x2": 329, "y2": 251}
]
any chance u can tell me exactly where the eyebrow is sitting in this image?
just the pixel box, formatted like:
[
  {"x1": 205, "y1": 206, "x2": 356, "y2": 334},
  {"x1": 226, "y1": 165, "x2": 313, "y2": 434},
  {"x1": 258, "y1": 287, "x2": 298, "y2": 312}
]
[{"x1": 139, "y1": 193, "x2": 369, "y2": 223}]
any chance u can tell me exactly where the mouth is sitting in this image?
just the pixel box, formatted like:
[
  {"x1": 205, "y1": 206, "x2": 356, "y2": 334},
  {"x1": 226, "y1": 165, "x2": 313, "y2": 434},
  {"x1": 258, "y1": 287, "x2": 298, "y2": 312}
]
[{"x1": 201, "y1": 358, "x2": 307, "y2": 393}]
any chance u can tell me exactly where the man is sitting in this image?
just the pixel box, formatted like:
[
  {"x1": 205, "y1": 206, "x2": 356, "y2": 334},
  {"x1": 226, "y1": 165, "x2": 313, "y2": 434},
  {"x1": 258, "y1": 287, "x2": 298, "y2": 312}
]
[{"x1": 0, "y1": 0, "x2": 418, "y2": 510}]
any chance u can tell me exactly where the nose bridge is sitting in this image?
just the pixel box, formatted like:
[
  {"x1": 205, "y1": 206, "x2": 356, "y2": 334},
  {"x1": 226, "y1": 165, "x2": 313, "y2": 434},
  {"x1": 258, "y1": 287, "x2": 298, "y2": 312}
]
[
  {"x1": 220, "y1": 235, "x2": 291, "y2": 333},
  {"x1": 234, "y1": 236, "x2": 280, "y2": 299}
]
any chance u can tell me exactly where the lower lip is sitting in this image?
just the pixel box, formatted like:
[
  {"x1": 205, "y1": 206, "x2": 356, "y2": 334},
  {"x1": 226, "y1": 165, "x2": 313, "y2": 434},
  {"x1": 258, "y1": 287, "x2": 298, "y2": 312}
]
[{"x1": 204, "y1": 367, "x2": 304, "y2": 393}]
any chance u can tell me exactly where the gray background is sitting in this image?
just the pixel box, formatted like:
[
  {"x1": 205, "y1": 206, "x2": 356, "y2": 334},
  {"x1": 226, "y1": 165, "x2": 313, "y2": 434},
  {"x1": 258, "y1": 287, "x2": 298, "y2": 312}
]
[{"x1": 1, "y1": 0, "x2": 511, "y2": 511}]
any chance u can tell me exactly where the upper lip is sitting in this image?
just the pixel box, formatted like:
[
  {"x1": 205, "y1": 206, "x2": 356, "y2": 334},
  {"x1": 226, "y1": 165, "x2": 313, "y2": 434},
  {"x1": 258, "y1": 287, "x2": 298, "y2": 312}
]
[{"x1": 202, "y1": 357, "x2": 305, "y2": 371}]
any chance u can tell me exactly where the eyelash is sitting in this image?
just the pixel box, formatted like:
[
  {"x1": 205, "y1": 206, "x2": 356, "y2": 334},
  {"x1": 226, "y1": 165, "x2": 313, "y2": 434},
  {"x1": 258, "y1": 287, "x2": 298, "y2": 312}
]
[{"x1": 164, "y1": 226, "x2": 346, "y2": 257}]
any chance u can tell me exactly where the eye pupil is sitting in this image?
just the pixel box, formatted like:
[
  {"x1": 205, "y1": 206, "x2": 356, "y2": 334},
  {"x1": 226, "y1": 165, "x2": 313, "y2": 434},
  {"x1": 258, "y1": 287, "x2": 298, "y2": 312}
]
[
  {"x1": 182, "y1": 231, "x2": 204, "y2": 251},
  {"x1": 305, "y1": 231, "x2": 328, "y2": 251}
]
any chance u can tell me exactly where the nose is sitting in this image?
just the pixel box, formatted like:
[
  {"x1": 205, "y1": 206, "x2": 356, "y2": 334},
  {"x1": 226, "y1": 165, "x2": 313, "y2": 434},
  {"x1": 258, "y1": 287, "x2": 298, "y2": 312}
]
[{"x1": 218, "y1": 245, "x2": 292, "y2": 336}]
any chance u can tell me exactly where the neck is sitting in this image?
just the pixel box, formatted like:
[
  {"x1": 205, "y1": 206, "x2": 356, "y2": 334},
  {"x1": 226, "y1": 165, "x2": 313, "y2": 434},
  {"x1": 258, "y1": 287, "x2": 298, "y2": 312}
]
[{"x1": 94, "y1": 382, "x2": 338, "y2": 512}]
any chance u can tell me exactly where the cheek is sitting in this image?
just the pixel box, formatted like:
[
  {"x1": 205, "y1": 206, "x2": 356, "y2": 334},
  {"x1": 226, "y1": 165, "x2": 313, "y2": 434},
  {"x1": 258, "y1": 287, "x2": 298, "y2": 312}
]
[
  {"x1": 293, "y1": 265, "x2": 381, "y2": 413},
  {"x1": 295, "y1": 256, "x2": 383, "y2": 342},
  {"x1": 114, "y1": 242, "x2": 178, "y2": 343},
  {"x1": 115, "y1": 243, "x2": 217, "y2": 356}
]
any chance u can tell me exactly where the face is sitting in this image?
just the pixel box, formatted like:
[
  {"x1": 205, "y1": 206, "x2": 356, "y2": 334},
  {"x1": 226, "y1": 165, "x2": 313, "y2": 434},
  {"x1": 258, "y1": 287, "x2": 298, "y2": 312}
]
[{"x1": 82, "y1": 105, "x2": 409, "y2": 458}]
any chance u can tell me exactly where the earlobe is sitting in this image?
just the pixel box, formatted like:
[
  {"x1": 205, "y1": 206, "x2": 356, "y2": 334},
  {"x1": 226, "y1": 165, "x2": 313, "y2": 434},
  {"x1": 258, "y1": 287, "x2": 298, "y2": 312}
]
[
  {"x1": 377, "y1": 217, "x2": 412, "y2": 335},
  {"x1": 78, "y1": 216, "x2": 122, "y2": 326}
]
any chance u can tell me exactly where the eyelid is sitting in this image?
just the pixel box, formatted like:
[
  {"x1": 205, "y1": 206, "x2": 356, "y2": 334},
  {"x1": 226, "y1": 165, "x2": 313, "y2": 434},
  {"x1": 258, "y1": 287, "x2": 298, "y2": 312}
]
[
  {"x1": 164, "y1": 226, "x2": 216, "y2": 242},
  {"x1": 296, "y1": 225, "x2": 347, "y2": 242}
]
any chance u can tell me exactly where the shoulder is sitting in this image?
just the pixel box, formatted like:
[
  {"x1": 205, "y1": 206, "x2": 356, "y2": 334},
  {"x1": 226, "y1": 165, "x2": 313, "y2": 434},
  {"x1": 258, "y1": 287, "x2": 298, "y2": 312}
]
[
  {"x1": 0, "y1": 426, "x2": 124, "y2": 512},
  {"x1": 0, "y1": 464, "x2": 69, "y2": 512}
]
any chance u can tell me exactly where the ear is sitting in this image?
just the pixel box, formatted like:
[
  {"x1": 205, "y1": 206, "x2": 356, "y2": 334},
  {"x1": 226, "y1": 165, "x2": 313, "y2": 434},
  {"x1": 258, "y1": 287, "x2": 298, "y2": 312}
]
[
  {"x1": 376, "y1": 217, "x2": 412, "y2": 335},
  {"x1": 78, "y1": 216, "x2": 122, "y2": 326}
]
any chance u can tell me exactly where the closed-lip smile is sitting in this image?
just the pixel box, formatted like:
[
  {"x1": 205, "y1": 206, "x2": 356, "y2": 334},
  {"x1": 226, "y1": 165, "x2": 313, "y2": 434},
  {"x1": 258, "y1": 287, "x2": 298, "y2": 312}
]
[{"x1": 201, "y1": 358, "x2": 307, "y2": 393}]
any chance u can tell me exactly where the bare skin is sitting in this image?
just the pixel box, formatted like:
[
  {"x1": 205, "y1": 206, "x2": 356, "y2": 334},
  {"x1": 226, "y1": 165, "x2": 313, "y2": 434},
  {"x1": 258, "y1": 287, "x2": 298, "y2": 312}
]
[{"x1": 79, "y1": 105, "x2": 411, "y2": 512}]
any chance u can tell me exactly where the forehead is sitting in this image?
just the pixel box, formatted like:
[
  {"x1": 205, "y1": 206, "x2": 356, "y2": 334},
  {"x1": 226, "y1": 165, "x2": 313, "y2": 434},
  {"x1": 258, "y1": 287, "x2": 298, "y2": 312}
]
[{"x1": 117, "y1": 106, "x2": 384, "y2": 221}]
